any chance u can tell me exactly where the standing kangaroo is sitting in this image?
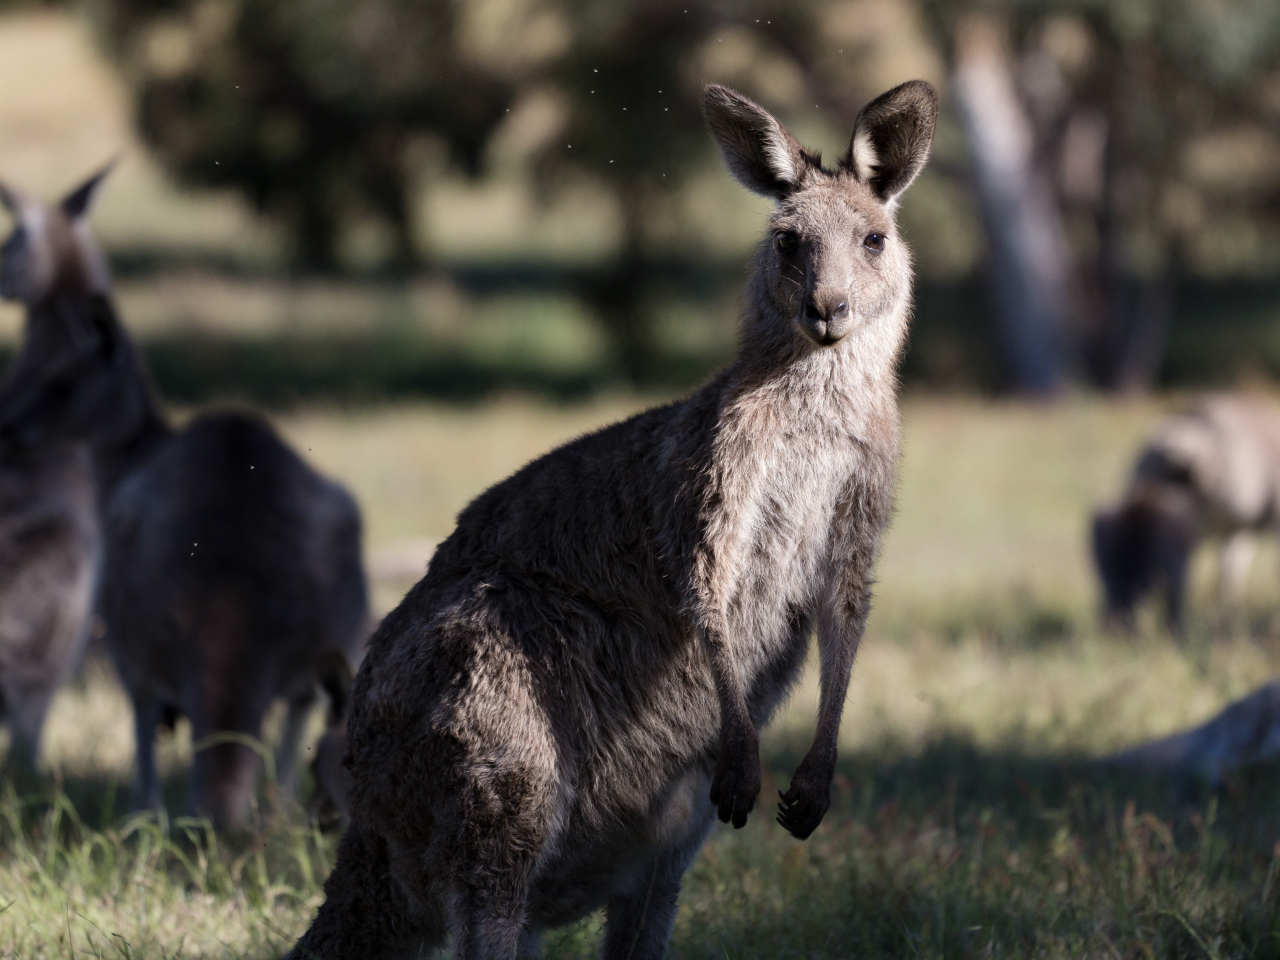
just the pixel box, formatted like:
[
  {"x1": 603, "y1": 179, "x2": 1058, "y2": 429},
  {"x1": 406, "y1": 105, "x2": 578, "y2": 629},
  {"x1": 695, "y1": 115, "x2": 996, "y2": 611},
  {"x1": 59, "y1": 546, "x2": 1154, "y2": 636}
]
[
  {"x1": 0, "y1": 173, "x2": 103, "y2": 772},
  {"x1": 0, "y1": 170, "x2": 371, "y2": 830},
  {"x1": 288, "y1": 80, "x2": 935, "y2": 959}
]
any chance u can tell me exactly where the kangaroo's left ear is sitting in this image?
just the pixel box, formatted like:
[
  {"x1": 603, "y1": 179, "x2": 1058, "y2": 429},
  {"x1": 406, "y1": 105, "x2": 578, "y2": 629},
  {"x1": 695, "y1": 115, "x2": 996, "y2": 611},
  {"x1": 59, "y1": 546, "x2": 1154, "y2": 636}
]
[
  {"x1": 842, "y1": 80, "x2": 937, "y2": 203},
  {"x1": 60, "y1": 157, "x2": 118, "y2": 220}
]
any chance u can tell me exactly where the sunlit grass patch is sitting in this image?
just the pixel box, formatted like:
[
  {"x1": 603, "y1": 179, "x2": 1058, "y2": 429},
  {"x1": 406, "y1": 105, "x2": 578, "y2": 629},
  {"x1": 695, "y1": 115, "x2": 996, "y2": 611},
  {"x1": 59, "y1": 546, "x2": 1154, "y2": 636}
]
[{"x1": 0, "y1": 790, "x2": 333, "y2": 959}]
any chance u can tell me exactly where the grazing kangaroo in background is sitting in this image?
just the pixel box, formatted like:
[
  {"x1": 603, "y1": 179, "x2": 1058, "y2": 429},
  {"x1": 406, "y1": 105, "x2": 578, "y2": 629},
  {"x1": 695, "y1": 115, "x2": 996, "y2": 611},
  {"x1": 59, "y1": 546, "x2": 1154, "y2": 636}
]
[
  {"x1": 0, "y1": 171, "x2": 371, "y2": 830},
  {"x1": 1094, "y1": 395, "x2": 1280, "y2": 631},
  {"x1": 307, "y1": 650, "x2": 355, "y2": 829},
  {"x1": 287, "y1": 79, "x2": 936, "y2": 960},
  {"x1": 0, "y1": 173, "x2": 104, "y2": 772}
]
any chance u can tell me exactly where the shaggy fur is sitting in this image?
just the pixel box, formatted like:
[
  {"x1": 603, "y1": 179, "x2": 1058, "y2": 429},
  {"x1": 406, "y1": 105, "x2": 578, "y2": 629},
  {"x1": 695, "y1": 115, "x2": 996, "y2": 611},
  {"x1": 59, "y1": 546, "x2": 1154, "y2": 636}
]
[
  {"x1": 0, "y1": 173, "x2": 370, "y2": 829},
  {"x1": 1094, "y1": 394, "x2": 1280, "y2": 630},
  {"x1": 0, "y1": 171, "x2": 106, "y2": 771},
  {"x1": 288, "y1": 80, "x2": 936, "y2": 959}
]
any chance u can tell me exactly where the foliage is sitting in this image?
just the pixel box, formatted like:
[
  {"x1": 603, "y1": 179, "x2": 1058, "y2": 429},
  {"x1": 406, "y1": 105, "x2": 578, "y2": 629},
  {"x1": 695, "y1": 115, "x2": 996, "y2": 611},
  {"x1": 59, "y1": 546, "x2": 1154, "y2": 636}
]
[
  {"x1": 87, "y1": 0, "x2": 524, "y2": 269},
  {"x1": 923, "y1": 0, "x2": 1280, "y2": 388}
]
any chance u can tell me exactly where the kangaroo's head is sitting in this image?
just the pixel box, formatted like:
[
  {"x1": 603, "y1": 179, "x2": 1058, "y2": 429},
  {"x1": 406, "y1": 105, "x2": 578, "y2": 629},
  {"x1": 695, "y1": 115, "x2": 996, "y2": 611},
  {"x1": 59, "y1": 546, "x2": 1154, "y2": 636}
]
[
  {"x1": 0, "y1": 162, "x2": 114, "y2": 308},
  {"x1": 703, "y1": 81, "x2": 936, "y2": 353},
  {"x1": 0, "y1": 293, "x2": 144, "y2": 453},
  {"x1": 1093, "y1": 482, "x2": 1198, "y2": 631},
  {"x1": 0, "y1": 166, "x2": 152, "y2": 455}
]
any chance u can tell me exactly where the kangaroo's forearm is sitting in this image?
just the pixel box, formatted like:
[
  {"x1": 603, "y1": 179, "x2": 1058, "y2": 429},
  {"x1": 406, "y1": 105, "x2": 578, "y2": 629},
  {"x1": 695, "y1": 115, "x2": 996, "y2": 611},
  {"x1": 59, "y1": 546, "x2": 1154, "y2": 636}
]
[
  {"x1": 809, "y1": 630, "x2": 858, "y2": 767},
  {"x1": 702, "y1": 626, "x2": 756, "y2": 741},
  {"x1": 809, "y1": 584, "x2": 871, "y2": 765}
]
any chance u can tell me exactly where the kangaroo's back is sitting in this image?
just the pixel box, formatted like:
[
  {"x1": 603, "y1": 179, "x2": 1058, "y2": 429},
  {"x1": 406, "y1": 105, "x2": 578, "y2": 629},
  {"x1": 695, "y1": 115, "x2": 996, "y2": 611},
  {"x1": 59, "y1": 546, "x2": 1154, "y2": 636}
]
[{"x1": 105, "y1": 411, "x2": 366, "y2": 671}]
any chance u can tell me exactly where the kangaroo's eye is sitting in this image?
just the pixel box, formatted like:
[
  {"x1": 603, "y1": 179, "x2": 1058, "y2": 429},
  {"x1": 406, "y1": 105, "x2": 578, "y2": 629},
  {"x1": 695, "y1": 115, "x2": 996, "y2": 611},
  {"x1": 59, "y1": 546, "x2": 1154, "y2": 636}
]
[
  {"x1": 864, "y1": 233, "x2": 885, "y2": 252},
  {"x1": 774, "y1": 232, "x2": 798, "y2": 253}
]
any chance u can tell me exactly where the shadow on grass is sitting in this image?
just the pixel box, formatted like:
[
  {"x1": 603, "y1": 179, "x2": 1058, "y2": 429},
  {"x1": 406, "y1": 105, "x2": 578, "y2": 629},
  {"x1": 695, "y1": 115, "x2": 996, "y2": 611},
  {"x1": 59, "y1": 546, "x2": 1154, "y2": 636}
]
[
  {"x1": 3, "y1": 730, "x2": 1278, "y2": 958},
  {"x1": 672, "y1": 735, "x2": 1280, "y2": 959}
]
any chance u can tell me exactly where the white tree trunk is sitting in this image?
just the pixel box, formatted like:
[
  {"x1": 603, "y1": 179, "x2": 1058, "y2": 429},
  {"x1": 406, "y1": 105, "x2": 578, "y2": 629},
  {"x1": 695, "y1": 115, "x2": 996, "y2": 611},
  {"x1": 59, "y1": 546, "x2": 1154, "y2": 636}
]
[{"x1": 952, "y1": 16, "x2": 1075, "y2": 394}]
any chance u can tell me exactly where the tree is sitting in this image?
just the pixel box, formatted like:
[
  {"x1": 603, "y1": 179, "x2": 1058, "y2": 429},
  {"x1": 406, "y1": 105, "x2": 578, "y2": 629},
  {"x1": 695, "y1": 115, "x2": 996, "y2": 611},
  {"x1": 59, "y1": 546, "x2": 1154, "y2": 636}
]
[
  {"x1": 89, "y1": 0, "x2": 519, "y2": 269},
  {"x1": 924, "y1": 0, "x2": 1280, "y2": 391}
]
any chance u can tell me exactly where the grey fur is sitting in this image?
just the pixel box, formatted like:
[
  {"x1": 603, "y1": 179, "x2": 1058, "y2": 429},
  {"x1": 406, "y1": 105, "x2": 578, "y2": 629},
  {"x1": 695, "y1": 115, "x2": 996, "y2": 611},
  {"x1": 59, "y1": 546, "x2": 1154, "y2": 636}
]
[
  {"x1": 289, "y1": 80, "x2": 935, "y2": 959},
  {"x1": 0, "y1": 445, "x2": 99, "y2": 770},
  {"x1": 0, "y1": 176, "x2": 371, "y2": 829},
  {"x1": 1094, "y1": 394, "x2": 1280, "y2": 630},
  {"x1": 0, "y1": 169, "x2": 107, "y2": 771}
]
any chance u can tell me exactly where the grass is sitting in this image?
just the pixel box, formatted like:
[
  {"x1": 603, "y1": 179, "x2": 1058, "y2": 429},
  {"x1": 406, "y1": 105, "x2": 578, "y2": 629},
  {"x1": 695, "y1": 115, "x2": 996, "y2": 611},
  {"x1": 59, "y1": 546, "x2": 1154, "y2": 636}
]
[
  {"x1": 2, "y1": 10, "x2": 1280, "y2": 955},
  {"x1": 0, "y1": 393, "x2": 1276, "y2": 958}
]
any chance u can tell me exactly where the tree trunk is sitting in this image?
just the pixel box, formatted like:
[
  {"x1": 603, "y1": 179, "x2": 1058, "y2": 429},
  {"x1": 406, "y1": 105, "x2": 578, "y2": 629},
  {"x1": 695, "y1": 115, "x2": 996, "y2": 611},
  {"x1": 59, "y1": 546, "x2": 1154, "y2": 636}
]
[{"x1": 952, "y1": 16, "x2": 1075, "y2": 395}]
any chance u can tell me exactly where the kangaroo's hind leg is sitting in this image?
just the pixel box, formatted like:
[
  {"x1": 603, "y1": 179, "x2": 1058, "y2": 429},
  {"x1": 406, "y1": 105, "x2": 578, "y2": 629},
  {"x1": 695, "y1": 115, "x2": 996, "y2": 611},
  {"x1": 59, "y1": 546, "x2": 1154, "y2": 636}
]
[
  {"x1": 445, "y1": 739, "x2": 561, "y2": 960},
  {"x1": 131, "y1": 694, "x2": 165, "y2": 813},
  {"x1": 602, "y1": 823, "x2": 710, "y2": 960}
]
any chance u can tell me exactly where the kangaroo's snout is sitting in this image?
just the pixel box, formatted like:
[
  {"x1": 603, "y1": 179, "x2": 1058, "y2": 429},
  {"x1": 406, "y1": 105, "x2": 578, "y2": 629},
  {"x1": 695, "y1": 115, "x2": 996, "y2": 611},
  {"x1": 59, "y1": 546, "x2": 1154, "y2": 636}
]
[{"x1": 800, "y1": 289, "x2": 853, "y2": 345}]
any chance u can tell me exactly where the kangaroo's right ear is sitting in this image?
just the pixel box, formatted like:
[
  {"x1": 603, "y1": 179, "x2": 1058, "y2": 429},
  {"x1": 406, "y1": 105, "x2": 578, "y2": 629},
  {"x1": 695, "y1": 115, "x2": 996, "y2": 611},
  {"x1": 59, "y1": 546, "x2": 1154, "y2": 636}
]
[
  {"x1": 702, "y1": 84, "x2": 809, "y2": 200},
  {"x1": 843, "y1": 80, "x2": 937, "y2": 203},
  {"x1": 60, "y1": 158, "x2": 117, "y2": 220},
  {"x1": 316, "y1": 650, "x2": 355, "y2": 725}
]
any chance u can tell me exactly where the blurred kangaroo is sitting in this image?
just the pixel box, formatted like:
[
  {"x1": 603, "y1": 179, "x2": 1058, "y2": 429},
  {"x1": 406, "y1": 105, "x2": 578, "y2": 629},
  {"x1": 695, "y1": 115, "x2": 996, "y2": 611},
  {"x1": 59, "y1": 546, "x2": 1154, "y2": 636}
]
[
  {"x1": 0, "y1": 172, "x2": 104, "y2": 772},
  {"x1": 1093, "y1": 395, "x2": 1280, "y2": 630},
  {"x1": 307, "y1": 649, "x2": 354, "y2": 829},
  {"x1": 287, "y1": 80, "x2": 936, "y2": 960},
  {"x1": 0, "y1": 169, "x2": 371, "y2": 830}
]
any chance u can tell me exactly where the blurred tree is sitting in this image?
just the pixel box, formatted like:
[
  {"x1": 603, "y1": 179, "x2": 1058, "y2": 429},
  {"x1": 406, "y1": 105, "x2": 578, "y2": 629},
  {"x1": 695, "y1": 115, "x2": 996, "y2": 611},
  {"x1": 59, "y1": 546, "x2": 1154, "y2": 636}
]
[
  {"x1": 87, "y1": 0, "x2": 520, "y2": 269},
  {"x1": 83, "y1": 0, "x2": 1280, "y2": 390},
  {"x1": 924, "y1": 0, "x2": 1280, "y2": 392},
  {"x1": 532, "y1": 0, "x2": 877, "y2": 380}
]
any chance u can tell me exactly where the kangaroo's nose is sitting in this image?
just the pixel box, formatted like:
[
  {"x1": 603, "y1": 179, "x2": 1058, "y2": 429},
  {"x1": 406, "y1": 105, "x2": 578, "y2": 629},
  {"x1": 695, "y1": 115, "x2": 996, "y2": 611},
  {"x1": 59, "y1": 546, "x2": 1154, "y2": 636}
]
[
  {"x1": 801, "y1": 294, "x2": 852, "y2": 345},
  {"x1": 803, "y1": 297, "x2": 850, "y2": 323}
]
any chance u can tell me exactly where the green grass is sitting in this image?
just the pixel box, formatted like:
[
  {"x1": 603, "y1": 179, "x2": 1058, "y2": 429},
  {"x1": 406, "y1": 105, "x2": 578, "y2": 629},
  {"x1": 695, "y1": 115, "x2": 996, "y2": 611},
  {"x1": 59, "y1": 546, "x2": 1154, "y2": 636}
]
[
  {"x1": 1, "y1": 394, "x2": 1276, "y2": 958},
  {"x1": 2, "y1": 12, "x2": 1280, "y2": 954}
]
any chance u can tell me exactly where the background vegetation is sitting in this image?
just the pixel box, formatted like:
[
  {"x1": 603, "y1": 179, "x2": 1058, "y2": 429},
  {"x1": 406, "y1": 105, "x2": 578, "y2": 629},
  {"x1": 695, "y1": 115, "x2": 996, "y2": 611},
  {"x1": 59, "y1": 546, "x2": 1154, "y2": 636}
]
[
  {"x1": 1, "y1": 0, "x2": 1278, "y2": 396},
  {"x1": 0, "y1": 2, "x2": 1278, "y2": 958}
]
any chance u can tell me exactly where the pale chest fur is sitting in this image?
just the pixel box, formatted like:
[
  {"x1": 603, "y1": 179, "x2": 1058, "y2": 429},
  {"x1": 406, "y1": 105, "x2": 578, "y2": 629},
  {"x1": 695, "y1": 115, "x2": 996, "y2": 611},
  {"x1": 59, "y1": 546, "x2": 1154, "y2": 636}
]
[{"x1": 706, "y1": 371, "x2": 898, "y2": 683}]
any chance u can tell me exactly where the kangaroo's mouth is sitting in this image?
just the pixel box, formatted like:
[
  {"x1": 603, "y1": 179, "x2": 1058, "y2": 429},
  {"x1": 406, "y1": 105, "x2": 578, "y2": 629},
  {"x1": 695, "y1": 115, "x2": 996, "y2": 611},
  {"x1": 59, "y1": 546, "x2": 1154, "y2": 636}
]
[{"x1": 797, "y1": 313, "x2": 850, "y2": 347}]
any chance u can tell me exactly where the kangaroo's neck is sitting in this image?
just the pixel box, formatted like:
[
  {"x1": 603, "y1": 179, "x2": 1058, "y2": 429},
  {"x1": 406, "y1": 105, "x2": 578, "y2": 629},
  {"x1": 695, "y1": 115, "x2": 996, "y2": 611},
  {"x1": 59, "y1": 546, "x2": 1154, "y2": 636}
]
[
  {"x1": 724, "y1": 282, "x2": 907, "y2": 430},
  {"x1": 50, "y1": 294, "x2": 174, "y2": 498},
  {"x1": 91, "y1": 401, "x2": 171, "y2": 499}
]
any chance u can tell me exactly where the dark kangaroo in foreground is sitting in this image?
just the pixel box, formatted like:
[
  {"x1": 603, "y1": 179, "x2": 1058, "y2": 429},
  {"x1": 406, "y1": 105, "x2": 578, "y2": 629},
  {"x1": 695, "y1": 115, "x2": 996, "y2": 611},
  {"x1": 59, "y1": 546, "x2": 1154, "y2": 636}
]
[
  {"x1": 1093, "y1": 395, "x2": 1280, "y2": 631},
  {"x1": 288, "y1": 79, "x2": 936, "y2": 959},
  {"x1": 0, "y1": 171, "x2": 370, "y2": 829},
  {"x1": 0, "y1": 173, "x2": 104, "y2": 772}
]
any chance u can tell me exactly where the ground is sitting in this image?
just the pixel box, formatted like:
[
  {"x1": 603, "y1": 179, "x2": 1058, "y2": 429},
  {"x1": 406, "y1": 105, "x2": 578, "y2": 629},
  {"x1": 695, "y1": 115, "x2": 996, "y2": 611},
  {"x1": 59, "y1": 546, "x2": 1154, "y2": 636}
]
[
  {"x1": 1, "y1": 394, "x2": 1276, "y2": 959},
  {"x1": 1, "y1": 10, "x2": 1279, "y2": 957}
]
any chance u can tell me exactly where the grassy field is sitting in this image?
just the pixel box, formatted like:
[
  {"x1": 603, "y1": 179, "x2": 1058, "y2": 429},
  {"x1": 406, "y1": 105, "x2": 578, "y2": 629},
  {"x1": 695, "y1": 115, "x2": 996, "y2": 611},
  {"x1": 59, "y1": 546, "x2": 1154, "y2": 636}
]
[
  {"x1": 2, "y1": 9, "x2": 1280, "y2": 957},
  {"x1": 0, "y1": 394, "x2": 1274, "y2": 959}
]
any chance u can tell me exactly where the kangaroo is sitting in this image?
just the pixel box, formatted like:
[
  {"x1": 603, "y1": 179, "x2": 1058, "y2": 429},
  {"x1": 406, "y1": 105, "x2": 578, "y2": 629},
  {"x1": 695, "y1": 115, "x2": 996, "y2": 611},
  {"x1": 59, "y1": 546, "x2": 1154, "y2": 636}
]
[
  {"x1": 0, "y1": 172, "x2": 371, "y2": 830},
  {"x1": 307, "y1": 649, "x2": 355, "y2": 829},
  {"x1": 287, "y1": 80, "x2": 936, "y2": 960},
  {"x1": 0, "y1": 172, "x2": 104, "y2": 773},
  {"x1": 1093, "y1": 394, "x2": 1280, "y2": 630}
]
